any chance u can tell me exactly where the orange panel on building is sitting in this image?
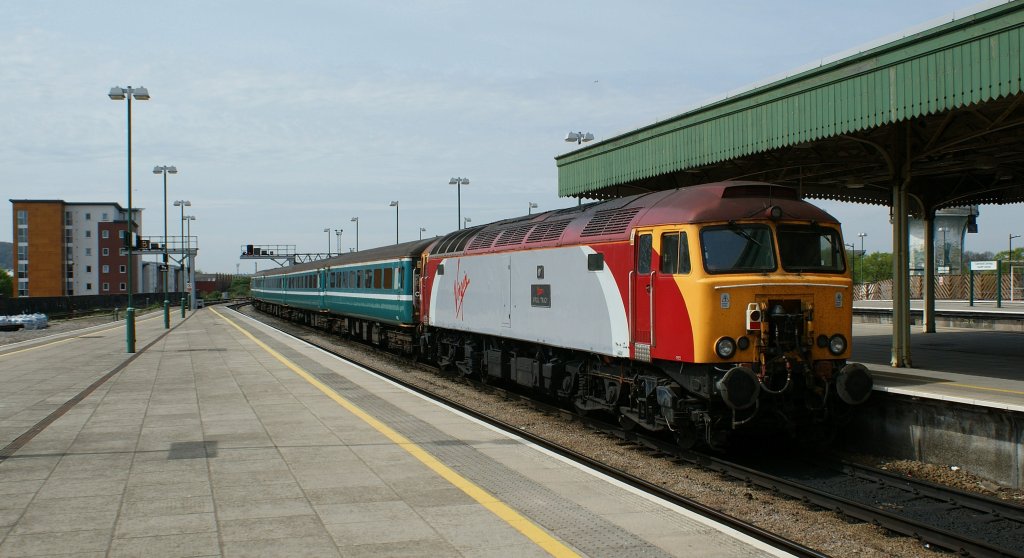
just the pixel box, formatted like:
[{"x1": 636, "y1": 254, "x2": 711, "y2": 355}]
[{"x1": 13, "y1": 201, "x2": 65, "y2": 297}]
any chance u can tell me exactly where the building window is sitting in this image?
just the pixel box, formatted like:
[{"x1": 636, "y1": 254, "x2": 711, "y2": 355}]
[
  {"x1": 17, "y1": 245, "x2": 27, "y2": 260},
  {"x1": 17, "y1": 210, "x2": 27, "y2": 225},
  {"x1": 18, "y1": 287, "x2": 28, "y2": 297},
  {"x1": 102, "y1": 265, "x2": 109, "y2": 273},
  {"x1": 85, "y1": 230, "x2": 92, "y2": 238},
  {"x1": 65, "y1": 211, "x2": 72, "y2": 225},
  {"x1": 119, "y1": 265, "x2": 126, "y2": 273},
  {"x1": 102, "y1": 248, "x2": 109, "y2": 256},
  {"x1": 102, "y1": 230, "x2": 109, "y2": 239},
  {"x1": 17, "y1": 228, "x2": 26, "y2": 242},
  {"x1": 85, "y1": 248, "x2": 92, "y2": 256},
  {"x1": 86, "y1": 265, "x2": 92, "y2": 272},
  {"x1": 17, "y1": 263, "x2": 28, "y2": 279},
  {"x1": 119, "y1": 230, "x2": 126, "y2": 239},
  {"x1": 85, "y1": 212, "x2": 91, "y2": 220},
  {"x1": 102, "y1": 283, "x2": 109, "y2": 291},
  {"x1": 102, "y1": 212, "x2": 109, "y2": 220},
  {"x1": 86, "y1": 283, "x2": 93, "y2": 290},
  {"x1": 119, "y1": 282, "x2": 126, "y2": 291}
]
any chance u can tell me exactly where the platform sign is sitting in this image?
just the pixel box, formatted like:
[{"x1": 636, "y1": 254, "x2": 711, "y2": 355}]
[
  {"x1": 937, "y1": 266, "x2": 950, "y2": 274},
  {"x1": 971, "y1": 261, "x2": 998, "y2": 271}
]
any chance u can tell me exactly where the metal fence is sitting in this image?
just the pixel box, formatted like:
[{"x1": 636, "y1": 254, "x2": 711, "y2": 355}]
[
  {"x1": 854, "y1": 274, "x2": 1020, "y2": 301},
  {"x1": 0, "y1": 292, "x2": 186, "y2": 318}
]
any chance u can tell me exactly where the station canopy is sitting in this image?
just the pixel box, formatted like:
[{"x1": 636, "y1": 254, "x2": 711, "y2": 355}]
[{"x1": 556, "y1": 1, "x2": 1024, "y2": 213}]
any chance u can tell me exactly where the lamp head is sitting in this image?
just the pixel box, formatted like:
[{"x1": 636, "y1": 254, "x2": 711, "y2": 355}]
[
  {"x1": 390, "y1": 201, "x2": 398, "y2": 207},
  {"x1": 351, "y1": 217, "x2": 358, "y2": 222},
  {"x1": 108, "y1": 87, "x2": 126, "y2": 100},
  {"x1": 131, "y1": 87, "x2": 150, "y2": 100}
]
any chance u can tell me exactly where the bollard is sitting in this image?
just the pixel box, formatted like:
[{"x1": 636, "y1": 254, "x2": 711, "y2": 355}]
[
  {"x1": 181, "y1": 296, "x2": 186, "y2": 318},
  {"x1": 113, "y1": 307, "x2": 119, "y2": 321}
]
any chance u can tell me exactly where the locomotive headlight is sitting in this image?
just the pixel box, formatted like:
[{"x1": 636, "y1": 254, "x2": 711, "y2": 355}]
[
  {"x1": 828, "y1": 334, "x2": 847, "y2": 355},
  {"x1": 715, "y1": 337, "x2": 737, "y2": 359}
]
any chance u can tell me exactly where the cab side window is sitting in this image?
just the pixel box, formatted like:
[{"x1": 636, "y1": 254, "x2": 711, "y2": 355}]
[{"x1": 659, "y1": 232, "x2": 691, "y2": 274}]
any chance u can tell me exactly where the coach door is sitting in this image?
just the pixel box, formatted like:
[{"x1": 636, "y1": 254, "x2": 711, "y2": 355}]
[
  {"x1": 632, "y1": 231, "x2": 654, "y2": 358},
  {"x1": 319, "y1": 268, "x2": 328, "y2": 311}
]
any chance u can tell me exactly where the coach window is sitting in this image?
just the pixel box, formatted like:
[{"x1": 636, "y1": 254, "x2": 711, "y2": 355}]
[
  {"x1": 374, "y1": 269, "x2": 383, "y2": 289},
  {"x1": 383, "y1": 267, "x2": 393, "y2": 290},
  {"x1": 398, "y1": 267, "x2": 405, "y2": 289}
]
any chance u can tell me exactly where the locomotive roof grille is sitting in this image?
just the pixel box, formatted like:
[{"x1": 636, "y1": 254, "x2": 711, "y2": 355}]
[
  {"x1": 525, "y1": 219, "x2": 571, "y2": 243},
  {"x1": 467, "y1": 229, "x2": 501, "y2": 250},
  {"x1": 494, "y1": 224, "x2": 533, "y2": 246},
  {"x1": 430, "y1": 225, "x2": 483, "y2": 255},
  {"x1": 580, "y1": 207, "x2": 642, "y2": 237}
]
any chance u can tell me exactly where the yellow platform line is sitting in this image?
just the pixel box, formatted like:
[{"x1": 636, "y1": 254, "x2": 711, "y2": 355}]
[
  {"x1": 947, "y1": 383, "x2": 1024, "y2": 396},
  {"x1": 212, "y1": 308, "x2": 580, "y2": 558},
  {"x1": 874, "y1": 371, "x2": 1024, "y2": 397}
]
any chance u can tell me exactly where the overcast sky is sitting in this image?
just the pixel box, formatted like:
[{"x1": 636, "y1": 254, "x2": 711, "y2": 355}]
[{"x1": 3, "y1": 0, "x2": 1019, "y2": 273}]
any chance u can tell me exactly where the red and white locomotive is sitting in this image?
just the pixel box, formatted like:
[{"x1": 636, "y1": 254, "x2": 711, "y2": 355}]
[{"x1": 253, "y1": 181, "x2": 873, "y2": 448}]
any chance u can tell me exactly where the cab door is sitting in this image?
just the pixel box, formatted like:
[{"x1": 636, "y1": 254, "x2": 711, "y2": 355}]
[{"x1": 632, "y1": 231, "x2": 654, "y2": 355}]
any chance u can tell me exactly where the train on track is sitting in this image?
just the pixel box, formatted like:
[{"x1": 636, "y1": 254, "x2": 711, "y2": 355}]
[{"x1": 249, "y1": 181, "x2": 872, "y2": 448}]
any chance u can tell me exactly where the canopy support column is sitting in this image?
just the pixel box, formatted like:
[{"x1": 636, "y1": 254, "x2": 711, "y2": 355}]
[
  {"x1": 922, "y1": 211, "x2": 937, "y2": 333},
  {"x1": 890, "y1": 125, "x2": 913, "y2": 368}
]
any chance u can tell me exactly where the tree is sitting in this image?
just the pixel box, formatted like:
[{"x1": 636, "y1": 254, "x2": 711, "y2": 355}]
[
  {"x1": 860, "y1": 252, "x2": 893, "y2": 283},
  {"x1": 228, "y1": 275, "x2": 250, "y2": 298},
  {"x1": 0, "y1": 269, "x2": 11, "y2": 298}
]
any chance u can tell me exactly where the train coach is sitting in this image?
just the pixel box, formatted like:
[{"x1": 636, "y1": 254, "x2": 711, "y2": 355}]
[{"x1": 250, "y1": 181, "x2": 872, "y2": 449}]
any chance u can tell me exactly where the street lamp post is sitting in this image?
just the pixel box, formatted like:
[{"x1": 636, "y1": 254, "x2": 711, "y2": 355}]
[
  {"x1": 324, "y1": 227, "x2": 331, "y2": 256},
  {"x1": 1011, "y1": 233, "x2": 1021, "y2": 261},
  {"x1": 528, "y1": 202, "x2": 538, "y2": 215},
  {"x1": 419, "y1": 227, "x2": 426, "y2": 240},
  {"x1": 464, "y1": 217, "x2": 471, "y2": 229},
  {"x1": 335, "y1": 229, "x2": 343, "y2": 254},
  {"x1": 389, "y1": 201, "x2": 399, "y2": 244},
  {"x1": 846, "y1": 243, "x2": 856, "y2": 289},
  {"x1": 184, "y1": 215, "x2": 196, "y2": 310},
  {"x1": 857, "y1": 232, "x2": 867, "y2": 284},
  {"x1": 174, "y1": 200, "x2": 191, "y2": 316},
  {"x1": 350, "y1": 217, "x2": 359, "y2": 251},
  {"x1": 153, "y1": 165, "x2": 177, "y2": 329},
  {"x1": 449, "y1": 177, "x2": 470, "y2": 230},
  {"x1": 109, "y1": 85, "x2": 150, "y2": 353}
]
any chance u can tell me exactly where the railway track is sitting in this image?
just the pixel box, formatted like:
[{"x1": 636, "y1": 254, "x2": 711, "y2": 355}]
[{"x1": 236, "y1": 303, "x2": 1024, "y2": 557}]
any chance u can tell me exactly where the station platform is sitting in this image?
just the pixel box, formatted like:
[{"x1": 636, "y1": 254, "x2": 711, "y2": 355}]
[
  {"x1": 851, "y1": 301, "x2": 1024, "y2": 413},
  {"x1": 0, "y1": 307, "x2": 789, "y2": 557}
]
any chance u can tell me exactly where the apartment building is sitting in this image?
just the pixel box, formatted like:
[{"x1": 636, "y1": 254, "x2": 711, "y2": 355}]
[{"x1": 10, "y1": 200, "x2": 143, "y2": 297}]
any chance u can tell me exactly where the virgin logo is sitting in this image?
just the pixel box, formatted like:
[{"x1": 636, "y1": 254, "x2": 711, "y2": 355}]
[{"x1": 454, "y1": 260, "x2": 470, "y2": 320}]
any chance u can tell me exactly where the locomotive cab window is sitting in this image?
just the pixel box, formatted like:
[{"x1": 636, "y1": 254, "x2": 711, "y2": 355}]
[
  {"x1": 700, "y1": 224, "x2": 775, "y2": 273},
  {"x1": 777, "y1": 225, "x2": 845, "y2": 273},
  {"x1": 659, "y1": 232, "x2": 691, "y2": 274}
]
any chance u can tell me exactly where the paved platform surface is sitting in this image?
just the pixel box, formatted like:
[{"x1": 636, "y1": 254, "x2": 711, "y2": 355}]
[
  {"x1": 0, "y1": 307, "x2": 788, "y2": 558},
  {"x1": 851, "y1": 301, "x2": 1024, "y2": 412}
]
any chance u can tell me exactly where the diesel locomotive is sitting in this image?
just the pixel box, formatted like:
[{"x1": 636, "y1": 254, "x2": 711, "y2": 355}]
[{"x1": 250, "y1": 181, "x2": 872, "y2": 448}]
